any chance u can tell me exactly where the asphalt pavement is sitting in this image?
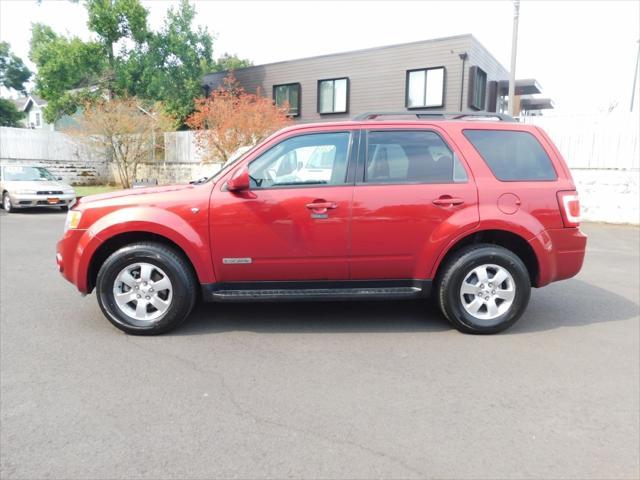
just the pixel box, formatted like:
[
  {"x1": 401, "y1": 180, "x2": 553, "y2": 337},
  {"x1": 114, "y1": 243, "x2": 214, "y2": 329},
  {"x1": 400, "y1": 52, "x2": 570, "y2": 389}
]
[{"x1": 1, "y1": 209, "x2": 638, "y2": 479}]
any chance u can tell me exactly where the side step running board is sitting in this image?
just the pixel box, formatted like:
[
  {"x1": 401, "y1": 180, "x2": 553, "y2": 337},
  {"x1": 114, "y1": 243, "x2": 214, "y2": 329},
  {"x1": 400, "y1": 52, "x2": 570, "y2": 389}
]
[{"x1": 201, "y1": 280, "x2": 432, "y2": 302}]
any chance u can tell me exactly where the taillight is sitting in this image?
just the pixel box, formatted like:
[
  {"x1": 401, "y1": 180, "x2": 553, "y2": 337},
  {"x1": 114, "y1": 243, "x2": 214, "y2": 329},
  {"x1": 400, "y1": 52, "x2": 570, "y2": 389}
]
[{"x1": 557, "y1": 191, "x2": 581, "y2": 227}]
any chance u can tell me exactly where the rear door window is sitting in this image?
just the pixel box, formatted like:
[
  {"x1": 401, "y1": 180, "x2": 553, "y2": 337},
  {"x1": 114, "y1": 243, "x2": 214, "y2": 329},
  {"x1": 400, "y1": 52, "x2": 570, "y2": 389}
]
[
  {"x1": 364, "y1": 130, "x2": 468, "y2": 184},
  {"x1": 463, "y1": 130, "x2": 557, "y2": 181}
]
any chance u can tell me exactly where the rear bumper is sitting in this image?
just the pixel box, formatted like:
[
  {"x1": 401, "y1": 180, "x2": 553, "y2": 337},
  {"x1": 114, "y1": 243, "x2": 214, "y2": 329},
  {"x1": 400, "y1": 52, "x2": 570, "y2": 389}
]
[{"x1": 530, "y1": 227, "x2": 587, "y2": 287}]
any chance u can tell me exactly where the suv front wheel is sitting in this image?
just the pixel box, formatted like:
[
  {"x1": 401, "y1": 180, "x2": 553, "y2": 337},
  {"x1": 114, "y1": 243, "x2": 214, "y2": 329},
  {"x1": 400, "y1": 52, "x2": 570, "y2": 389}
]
[
  {"x1": 96, "y1": 242, "x2": 197, "y2": 335},
  {"x1": 437, "y1": 244, "x2": 531, "y2": 334}
]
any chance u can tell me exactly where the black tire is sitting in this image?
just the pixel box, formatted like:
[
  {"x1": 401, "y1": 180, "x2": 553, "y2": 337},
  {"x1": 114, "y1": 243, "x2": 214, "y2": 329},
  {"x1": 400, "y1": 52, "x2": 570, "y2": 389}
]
[
  {"x1": 3, "y1": 192, "x2": 14, "y2": 213},
  {"x1": 436, "y1": 244, "x2": 531, "y2": 334},
  {"x1": 60, "y1": 205, "x2": 69, "y2": 212},
  {"x1": 96, "y1": 242, "x2": 197, "y2": 335}
]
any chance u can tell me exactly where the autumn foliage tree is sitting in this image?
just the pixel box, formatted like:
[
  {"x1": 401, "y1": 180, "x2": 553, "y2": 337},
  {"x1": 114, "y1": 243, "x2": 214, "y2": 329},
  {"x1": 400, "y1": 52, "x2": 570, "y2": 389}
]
[
  {"x1": 186, "y1": 74, "x2": 292, "y2": 163},
  {"x1": 69, "y1": 97, "x2": 174, "y2": 188}
]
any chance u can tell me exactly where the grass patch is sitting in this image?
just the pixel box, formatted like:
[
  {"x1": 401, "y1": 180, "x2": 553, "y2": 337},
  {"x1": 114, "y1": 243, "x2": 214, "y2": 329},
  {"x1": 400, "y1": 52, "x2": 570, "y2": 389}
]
[{"x1": 74, "y1": 185, "x2": 122, "y2": 197}]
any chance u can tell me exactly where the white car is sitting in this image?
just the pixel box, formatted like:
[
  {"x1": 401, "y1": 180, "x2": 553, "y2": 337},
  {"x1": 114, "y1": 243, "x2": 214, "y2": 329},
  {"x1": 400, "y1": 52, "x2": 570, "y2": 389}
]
[{"x1": 0, "y1": 164, "x2": 76, "y2": 213}]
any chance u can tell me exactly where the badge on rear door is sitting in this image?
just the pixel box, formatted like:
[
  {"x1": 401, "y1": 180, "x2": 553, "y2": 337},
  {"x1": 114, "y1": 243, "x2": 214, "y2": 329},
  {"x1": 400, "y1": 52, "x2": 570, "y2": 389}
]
[{"x1": 222, "y1": 258, "x2": 252, "y2": 264}]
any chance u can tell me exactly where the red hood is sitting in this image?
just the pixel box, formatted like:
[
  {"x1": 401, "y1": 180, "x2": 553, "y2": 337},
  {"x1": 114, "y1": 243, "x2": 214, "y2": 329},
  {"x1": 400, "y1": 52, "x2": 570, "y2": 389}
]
[{"x1": 77, "y1": 184, "x2": 194, "y2": 205}]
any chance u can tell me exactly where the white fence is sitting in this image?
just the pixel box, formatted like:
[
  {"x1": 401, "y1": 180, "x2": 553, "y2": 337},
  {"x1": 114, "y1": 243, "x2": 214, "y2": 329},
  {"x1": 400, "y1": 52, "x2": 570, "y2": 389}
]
[
  {"x1": 523, "y1": 113, "x2": 639, "y2": 170},
  {"x1": 0, "y1": 126, "x2": 95, "y2": 162},
  {"x1": 0, "y1": 127, "x2": 211, "y2": 184},
  {"x1": 4, "y1": 114, "x2": 638, "y2": 169},
  {"x1": 0, "y1": 127, "x2": 206, "y2": 164},
  {"x1": 0, "y1": 127, "x2": 109, "y2": 183},
  {"x1": 524, "y1": 113, "x2": 639, "y2": 224}
]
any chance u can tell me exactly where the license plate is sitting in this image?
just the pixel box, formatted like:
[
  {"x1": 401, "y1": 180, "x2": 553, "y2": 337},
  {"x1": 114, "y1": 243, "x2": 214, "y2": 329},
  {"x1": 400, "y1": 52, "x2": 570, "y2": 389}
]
[{"x1": 47, "y1": 197, "x2": 59, "y2": 204}]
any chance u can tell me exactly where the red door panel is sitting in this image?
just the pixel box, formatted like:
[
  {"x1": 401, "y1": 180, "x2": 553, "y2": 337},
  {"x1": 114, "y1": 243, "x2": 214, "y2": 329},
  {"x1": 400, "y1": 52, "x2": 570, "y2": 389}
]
[
  {"x1": 210, "y1": 186, "x2": 352, "y2": 281},
  {"x1": 350, "y1": 183, "x2": 478, "y2": 279}
]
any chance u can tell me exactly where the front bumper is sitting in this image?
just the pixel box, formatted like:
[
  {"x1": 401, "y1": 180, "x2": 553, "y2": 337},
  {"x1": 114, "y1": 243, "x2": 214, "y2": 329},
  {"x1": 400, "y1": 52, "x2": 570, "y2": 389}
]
[
  {"x1": 56, "y1": 229, "x2": 89, "y2": 292},
  {"x1": 9, "y1": 192, "x2": 75, "y2": 208}
]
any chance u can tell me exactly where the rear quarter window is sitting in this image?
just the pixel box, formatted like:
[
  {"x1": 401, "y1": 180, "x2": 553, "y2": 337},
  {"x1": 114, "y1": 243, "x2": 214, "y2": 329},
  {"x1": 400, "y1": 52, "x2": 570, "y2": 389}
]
[{"x1": 463, "y1": 129, "x2": 557, "y2": 181}]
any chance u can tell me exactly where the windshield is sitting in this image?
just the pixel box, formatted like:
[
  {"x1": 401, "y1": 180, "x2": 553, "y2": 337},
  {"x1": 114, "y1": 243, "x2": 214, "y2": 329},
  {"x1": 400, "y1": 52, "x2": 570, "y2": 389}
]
[{"x1": 2, "y1": 166, "x2": 57, "y2": 181}]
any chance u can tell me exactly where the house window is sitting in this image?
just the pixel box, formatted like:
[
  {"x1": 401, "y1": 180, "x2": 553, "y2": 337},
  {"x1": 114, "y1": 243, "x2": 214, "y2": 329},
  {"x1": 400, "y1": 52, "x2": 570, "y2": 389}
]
[
  {"x1": 318, "y1": 78, "x2": 348, "y2": 114},
  {"x1": 35, "y1": 112, "x2": 41, "y2": 127},
  {"x1": 406, "y1": 67, "x2": 445, "y2": 109},
  {"x1": 273, "y1": 83, "x2": 301, "y2": 117},
  {"x1": 468, "y1": 66, "x2": 487, "y2": 110}
]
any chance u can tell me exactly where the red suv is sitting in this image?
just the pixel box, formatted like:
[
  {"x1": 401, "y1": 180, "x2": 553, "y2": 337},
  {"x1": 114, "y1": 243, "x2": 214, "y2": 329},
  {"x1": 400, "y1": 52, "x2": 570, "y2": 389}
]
[{"x1": 56, "y1": 112, "x2": 586, "y2": 335}]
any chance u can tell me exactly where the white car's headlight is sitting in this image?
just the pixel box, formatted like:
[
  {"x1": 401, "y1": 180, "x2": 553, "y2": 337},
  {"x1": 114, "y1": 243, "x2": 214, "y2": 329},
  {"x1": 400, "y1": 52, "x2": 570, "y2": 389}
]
[
  {"x1": 63, "y1": 189, "x2": 75, "y2": 195},
  {"x1": 64, "y1": 210, "x2": 82, "y2": 232},
  {"x1": 15, "y1": 189, "x2": 37, "y2": 194}
]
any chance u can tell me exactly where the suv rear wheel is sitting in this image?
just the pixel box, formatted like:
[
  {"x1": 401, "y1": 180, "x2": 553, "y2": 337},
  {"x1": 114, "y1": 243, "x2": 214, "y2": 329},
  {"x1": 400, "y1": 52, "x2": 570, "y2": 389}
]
[
  {"x1": 437, "y1": 244, "x2": 531, "y2": 334},
  {"x1": 96, "y1": 242, "x2": 197, "y2": 335}
]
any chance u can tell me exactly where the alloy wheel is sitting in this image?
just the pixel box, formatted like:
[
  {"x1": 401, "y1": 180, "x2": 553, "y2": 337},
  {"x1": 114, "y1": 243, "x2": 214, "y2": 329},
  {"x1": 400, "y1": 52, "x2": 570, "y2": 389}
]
[
  {"x1": 112, "y1": 262, "x2": 173, "y2": 326},
  {"x1": 459, "y1": 263, "x2": 516, "y2": 321}
]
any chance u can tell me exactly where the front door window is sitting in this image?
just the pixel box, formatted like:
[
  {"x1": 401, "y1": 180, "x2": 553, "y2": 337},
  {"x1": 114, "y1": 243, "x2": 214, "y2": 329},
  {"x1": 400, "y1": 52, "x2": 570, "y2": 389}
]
[{"x1": 248, "y1": 132, "x2": 351, "y2": 189}]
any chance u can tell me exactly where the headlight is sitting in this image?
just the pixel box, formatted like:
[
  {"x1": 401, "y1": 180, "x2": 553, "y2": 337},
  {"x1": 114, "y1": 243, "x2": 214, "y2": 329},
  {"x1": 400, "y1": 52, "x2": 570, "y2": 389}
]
[
  {"x1": 63, "y1": 189, "x2": 75, "y2": 195},
  {"x1": 15, "y1": 189, "x2": 37, "y2": 194},
  {"x1": 64, "y1": 210, "x2": 82, "y2": 232}
]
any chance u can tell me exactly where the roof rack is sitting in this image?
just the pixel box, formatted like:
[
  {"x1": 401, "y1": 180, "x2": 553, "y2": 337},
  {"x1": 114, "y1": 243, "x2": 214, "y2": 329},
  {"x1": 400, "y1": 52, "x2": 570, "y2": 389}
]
[{"x1": 352, "y1": 111, "x2": 516, "y2": 122}]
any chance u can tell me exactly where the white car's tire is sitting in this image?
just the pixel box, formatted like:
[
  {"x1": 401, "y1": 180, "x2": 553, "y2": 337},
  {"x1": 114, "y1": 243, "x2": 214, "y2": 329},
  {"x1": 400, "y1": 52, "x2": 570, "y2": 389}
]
[{"x1": 2, "y1": 193, "x2": 14, "y2": 213}]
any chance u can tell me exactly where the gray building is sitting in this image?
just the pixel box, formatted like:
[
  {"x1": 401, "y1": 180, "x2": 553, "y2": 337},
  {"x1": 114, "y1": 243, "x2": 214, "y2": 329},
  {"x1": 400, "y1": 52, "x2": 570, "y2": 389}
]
[{"x1": 203, "y1": 34, "x2": 552, "y2": 122}]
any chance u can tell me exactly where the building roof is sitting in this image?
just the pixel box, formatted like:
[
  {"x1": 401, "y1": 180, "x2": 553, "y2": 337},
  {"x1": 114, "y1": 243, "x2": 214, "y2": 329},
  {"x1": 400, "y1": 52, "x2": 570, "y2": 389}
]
[
  {"x1": 520, "y1": 95, "x2": 555, "y2": 110},
  {"x1": 204, "y1": 33, "x2": 479, "y2": 82},
  {"x1": 8, "y1": 97, "x2": 28, "y2": 110},
  {"x1": 498, "y1": 79, "x2": 542, "y2": 96},
  {"x1": 9, "y1": 94, "x2": 47, "y2": 111}
]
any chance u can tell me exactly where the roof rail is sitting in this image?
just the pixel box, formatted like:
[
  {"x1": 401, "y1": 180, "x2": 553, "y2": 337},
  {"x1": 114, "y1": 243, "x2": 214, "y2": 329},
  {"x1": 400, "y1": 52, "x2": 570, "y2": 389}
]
[{"x1": 352, "y1": 111, "x2": 516, "y2": 122}]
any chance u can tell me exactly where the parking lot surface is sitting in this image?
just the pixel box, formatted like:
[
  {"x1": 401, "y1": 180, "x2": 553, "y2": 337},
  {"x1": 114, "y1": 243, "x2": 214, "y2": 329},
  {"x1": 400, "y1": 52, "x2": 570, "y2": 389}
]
[{"x1": 1, "y1": 209, "x2": 639, "y2": 479}]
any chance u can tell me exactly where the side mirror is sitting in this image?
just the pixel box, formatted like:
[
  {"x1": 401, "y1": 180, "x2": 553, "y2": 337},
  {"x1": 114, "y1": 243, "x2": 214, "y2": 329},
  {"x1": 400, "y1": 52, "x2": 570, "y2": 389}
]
[{"x1": 227, "y1": 166, "x2": 250, "y2": 192}]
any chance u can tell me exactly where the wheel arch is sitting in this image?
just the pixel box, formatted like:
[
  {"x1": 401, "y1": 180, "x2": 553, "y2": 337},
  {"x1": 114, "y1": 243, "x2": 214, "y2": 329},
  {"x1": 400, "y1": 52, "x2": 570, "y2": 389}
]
[
  {"x1": 432, "y1": 229, "x2": 540, "y2": 286},
  {"x1": 76, "y1": 206, "x2": 215, "y2": 293},
  {"x1": 86, "y1": 231, "x2": 199, "y2": 293}
]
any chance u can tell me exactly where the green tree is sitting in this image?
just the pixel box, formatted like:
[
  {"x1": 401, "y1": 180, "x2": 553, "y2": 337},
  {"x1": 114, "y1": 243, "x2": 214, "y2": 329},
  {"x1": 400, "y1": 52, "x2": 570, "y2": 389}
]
[
  {"x1": 85, "y1": 0, "x2": 149, "y2": 97},
  {"x1": 29, "y1": 24, "x2": 105, "y2": 122},
  {"x1": 214, "y1": 53, "x2": 253, "y2": 72},
  {"x1": 0, "y1": 41, "x2": 31, "y2": 127},
  {"x1": 29, "y1": 0, "x2": 219, "y2": 127},
  {"x1": 122, "y1": 0, "x2": 214, "y2": 126},
  {"x1": 0, "y1": 99, "x2": 25, "y2": 127},
  {"x1": 0, "y1": 41, "x2": 32, "y2": 93}
]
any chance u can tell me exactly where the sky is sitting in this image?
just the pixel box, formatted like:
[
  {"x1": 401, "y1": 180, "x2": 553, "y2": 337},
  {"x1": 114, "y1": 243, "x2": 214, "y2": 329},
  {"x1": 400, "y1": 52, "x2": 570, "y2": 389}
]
[{"x1": 1, "y1": 0, "x2": 639, "y2": 114}]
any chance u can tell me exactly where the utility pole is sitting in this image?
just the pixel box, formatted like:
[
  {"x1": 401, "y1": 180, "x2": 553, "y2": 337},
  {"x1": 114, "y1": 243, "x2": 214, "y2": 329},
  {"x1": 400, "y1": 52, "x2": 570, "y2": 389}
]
[
  {"x1": 631, "y1": 39, "x2": 639, "y2": 112},
  {"x1": 508, "y1": 0, "x2": 520, "y2": 116}
]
